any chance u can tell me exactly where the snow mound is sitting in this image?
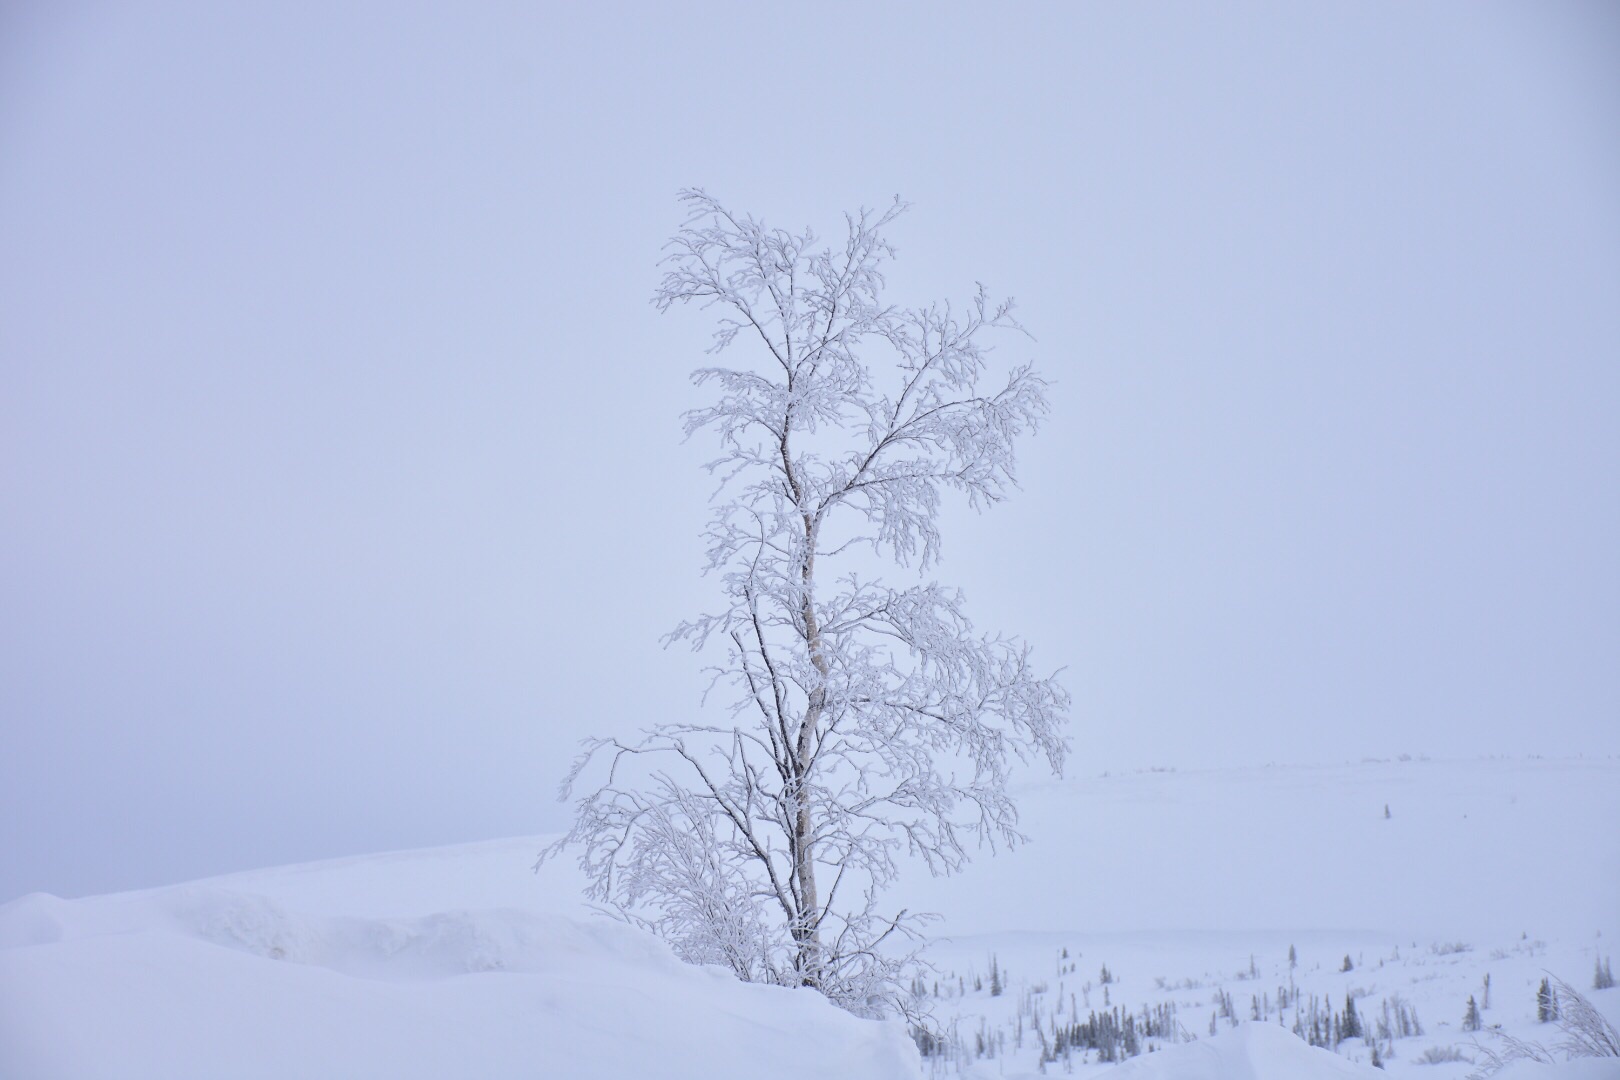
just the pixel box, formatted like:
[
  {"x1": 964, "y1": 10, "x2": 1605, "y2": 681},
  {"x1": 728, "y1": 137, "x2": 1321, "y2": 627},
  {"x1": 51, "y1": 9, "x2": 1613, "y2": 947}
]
[
  {"x1": 0, "y1": 892, "x2": 70, "y2": 948},
  {"x1": 1099, "y1": 1022, "x2": 1383, "y2": 1079},
  {"x1": 1491, "y1": 1062, "x2": 1620, "y2": 1080},
  {"x1": 1089, "y1": 1023, "x2": 1620, "y2": 1080},
  {"x1": 1483, "y1": 1062, "x2": 1620, "y2": 1075},
  {"x1": 0, "y1": 879, "x2": 921, "y2": 1080}
]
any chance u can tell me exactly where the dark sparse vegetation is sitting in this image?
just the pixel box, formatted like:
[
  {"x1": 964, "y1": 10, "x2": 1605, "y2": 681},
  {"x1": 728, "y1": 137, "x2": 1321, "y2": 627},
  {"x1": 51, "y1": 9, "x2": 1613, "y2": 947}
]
[{"x1": 1538, "y1": 976, "x2": 1559, "y2": 1023}]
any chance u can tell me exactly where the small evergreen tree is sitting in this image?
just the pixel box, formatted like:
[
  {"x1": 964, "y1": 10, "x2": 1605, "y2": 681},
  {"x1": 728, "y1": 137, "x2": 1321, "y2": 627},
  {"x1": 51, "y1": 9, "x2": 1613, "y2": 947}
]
[
  {"x1": 1537, "y1": 977, "x2": 1558, "y2": 1022},
  {"x1": 1342, "y1": 954, "x2": 1354, "y2": 973},
  {"x1": 910, "y1": 1024, "x2": 942, "y2": 1058},
  {"x1": 1463, "y1": 995, "x2": 1481, "y2": 1032},
  {"x1": 989, "y1": 954, "x2": 1003, "y2": 997},
  {"x1": 1596, "y1": 956, "x2": 1616, "y2": 991}
]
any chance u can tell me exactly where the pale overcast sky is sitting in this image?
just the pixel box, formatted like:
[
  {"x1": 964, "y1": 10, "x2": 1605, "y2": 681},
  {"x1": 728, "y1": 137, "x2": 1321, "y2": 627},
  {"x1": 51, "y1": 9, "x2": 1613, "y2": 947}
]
[{"x1": 3, "y1": 2, "x2": 1617, "y2": 902}]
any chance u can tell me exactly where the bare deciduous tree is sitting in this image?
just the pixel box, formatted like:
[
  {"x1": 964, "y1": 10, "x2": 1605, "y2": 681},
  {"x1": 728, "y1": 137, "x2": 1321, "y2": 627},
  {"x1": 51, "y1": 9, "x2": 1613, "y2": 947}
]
[{"x1": 542, "y1": 190, "x2": 1069, "y2": 1015}]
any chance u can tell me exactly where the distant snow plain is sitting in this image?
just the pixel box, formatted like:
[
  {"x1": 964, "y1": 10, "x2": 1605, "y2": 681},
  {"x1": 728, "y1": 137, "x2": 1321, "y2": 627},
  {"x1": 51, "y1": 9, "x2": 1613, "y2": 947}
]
[{"x1": 2, "y1": 756, "x2": 1616, "y2": 1079}]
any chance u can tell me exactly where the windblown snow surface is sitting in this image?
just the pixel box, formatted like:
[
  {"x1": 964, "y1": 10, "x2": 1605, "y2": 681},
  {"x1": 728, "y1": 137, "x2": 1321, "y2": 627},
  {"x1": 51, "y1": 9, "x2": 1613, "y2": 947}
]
[{"x1": 2, "y1": 757, "x2": 1616, "y2": 1079}]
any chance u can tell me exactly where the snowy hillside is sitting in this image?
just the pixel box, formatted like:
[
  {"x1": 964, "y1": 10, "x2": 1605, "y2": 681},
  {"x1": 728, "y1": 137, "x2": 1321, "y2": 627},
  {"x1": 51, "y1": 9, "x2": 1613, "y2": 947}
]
[
  {"x1": 896, "y1": 756, "x2": 1620, "y2": 1077},
  {"x1": 0, "y1": 852, "x2": 918, "y2": 1080},
  {"x1": 2, "y1": 757, "x2": 1614, "y2": 1079}
]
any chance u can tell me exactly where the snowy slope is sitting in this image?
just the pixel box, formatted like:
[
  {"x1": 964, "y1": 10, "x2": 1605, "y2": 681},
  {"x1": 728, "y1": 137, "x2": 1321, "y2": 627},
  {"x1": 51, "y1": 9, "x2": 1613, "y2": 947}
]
[
  {"x1": 0, "y1": 851, "x2": 919, "y2": 1080},
  {"x1": 2, "y1": 757, "x2": 1614, "y2": 1079}
]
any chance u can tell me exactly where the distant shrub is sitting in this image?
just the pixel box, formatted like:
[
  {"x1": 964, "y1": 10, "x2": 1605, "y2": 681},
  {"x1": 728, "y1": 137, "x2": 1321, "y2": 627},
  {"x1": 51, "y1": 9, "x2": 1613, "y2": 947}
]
[
  {"x1": 1415, "y1": 1046, "x2": 1469, "y2": 1065},
  {"x1": 1463, "y1": 995, "x2": 1482, "y2": 1033},
  {"x1": 910, "y1": 1024, "x2": 945, "y2": 1058},
  {"x1": 1344, "y1": 994, "x2": 1364, "y2": 1039},
  {"x1": 1596, "y1": 956, "x2": 1615, "y2": 992},
  {"x1": 1380, "y1": 994, "x2": 1424, "y2": 1039},
  {"x1": 1538, "y1": 977, "x2": 1559, "y2": 1023}
]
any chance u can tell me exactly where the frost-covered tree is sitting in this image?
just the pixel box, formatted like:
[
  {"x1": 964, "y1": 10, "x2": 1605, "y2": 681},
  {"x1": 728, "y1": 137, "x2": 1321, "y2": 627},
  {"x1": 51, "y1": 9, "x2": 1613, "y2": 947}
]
[{"x1": 542, "y1": 191, "x2": 1068, "y2": 1015}]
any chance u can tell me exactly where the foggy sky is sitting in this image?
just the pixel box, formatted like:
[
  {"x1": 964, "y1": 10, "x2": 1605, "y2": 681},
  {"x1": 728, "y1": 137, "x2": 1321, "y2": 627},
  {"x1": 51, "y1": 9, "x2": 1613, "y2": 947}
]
[{"x1": 3, "y1": 1, "x2": 1618, "y2": 903}]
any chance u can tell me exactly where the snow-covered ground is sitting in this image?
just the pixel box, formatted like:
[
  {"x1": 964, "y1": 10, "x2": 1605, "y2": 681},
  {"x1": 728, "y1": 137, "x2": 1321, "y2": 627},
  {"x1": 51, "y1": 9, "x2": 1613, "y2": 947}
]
[
  {"x1": 2, "y1": 756, "x2": 1615, "y2": 1079},
  {"x1": 0, "y1": 841, "x2": 917, "y2": 1080},
  {"x1": 900, "y1": 756, "x2": 1620, "y2": 1078}
]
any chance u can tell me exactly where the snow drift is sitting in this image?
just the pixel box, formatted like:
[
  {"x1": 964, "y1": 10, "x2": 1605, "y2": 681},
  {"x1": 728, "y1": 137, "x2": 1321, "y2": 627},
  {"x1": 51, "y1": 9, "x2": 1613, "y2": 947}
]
[
  {"x1": 0, "y1": 874, "x2": 920, "y2": 1080},
  {"x1": 1101, "y1": 1021, "x2": 1384, "y2": 1079},
  {"x1": 1093, "y1": 1023, "x2": 1620, "y2": 1080}
]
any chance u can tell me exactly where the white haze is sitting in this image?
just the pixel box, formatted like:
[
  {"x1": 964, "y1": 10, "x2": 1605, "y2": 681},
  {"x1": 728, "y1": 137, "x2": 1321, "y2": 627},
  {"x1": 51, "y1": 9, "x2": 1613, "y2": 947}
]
[{"x1": 2, "y1": 2, "x2": 1617, "y2": 903}]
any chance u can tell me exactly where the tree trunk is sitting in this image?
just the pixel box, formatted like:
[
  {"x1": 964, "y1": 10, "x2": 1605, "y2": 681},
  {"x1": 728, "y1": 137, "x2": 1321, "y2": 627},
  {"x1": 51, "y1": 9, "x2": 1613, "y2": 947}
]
[{"x1": 793, "y1": 516, "x2": 828, "y2": 987}]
